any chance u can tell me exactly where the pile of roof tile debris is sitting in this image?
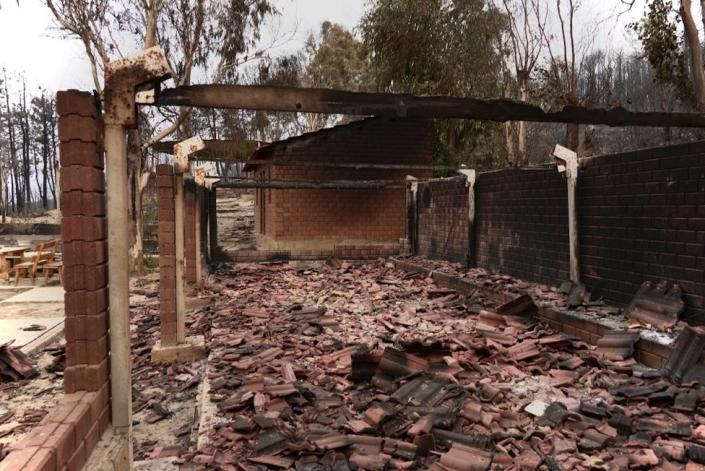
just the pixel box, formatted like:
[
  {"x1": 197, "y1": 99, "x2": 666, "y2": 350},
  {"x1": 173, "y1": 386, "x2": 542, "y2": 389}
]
[
  {"x1": 399, "y1": 257, "x2": 692, "y2": 334},
  {"x1": 175, "y1": 260, "x2": 705, "y2": 470},
  {"x1": 128, "y1": 293, "x2": 205, "y2": 461},
  {"x1": 0, "y1": 341, "x2": 37, "y2": 383}
]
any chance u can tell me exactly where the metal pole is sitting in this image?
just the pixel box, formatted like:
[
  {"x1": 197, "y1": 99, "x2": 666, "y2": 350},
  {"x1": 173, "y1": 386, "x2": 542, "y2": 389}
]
[
  {"x1": 174, "y1": 172, "x2": 186, "y2": 343},
  {"x1": 104, "y1": 124, "x2": 132, "y2": 433}
]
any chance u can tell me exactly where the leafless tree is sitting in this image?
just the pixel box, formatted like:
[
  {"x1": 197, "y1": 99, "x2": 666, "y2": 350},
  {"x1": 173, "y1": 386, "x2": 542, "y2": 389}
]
[
  {"x1": 44, "y1": 0, "x2": 274, "y2": 271},
  {"x1": 500, "y1": 0, "x2": 546, "y2": 165},
  {"x1": 535, "y1": 0, "x2": 597, "y2": 154}
]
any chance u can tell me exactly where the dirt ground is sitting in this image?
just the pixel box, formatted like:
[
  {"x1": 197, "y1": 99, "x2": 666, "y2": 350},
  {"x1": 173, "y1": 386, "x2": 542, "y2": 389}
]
[
  {"x1": 2, "y1": 209, "x2": 60, "y2": 225},
  {"x1": 0, "y1": 287, "x2": 29, "y2": 302},
  {"x1": 128, "y1": 273, "x2": 209, "y2": 463},
  {"x1": 0, "y1": 271, "x2": 210, "y2": 466},
  {"x1": 216, "y1": 188, "x2": 256, "y2": 253},
  {"x1": 0, "y1": 348, "x2": 64, "y2": 451},
  {"x1": 0, "y1": 287, "x2": 66, "y2": 456}
]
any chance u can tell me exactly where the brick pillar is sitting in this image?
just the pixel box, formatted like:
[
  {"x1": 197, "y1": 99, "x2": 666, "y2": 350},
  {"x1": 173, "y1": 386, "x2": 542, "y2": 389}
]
[
  {"x1": 58, "y1": 91, "x2": 109, "y2": 395},
  {"x1": 196, "y1": 185, "x2": 205, "y2": 286},
  {"x1": 200, "y1": 186, "x2": 208, "y2": 264},
  {"x1": 184, "y1": 178, "x2": 197, "y2": 285},
  {"x1": 156, "y1": 165, "x2": 177, "y2": 345},
  {"x1": 208, "y1": 186, "x2": 218, "y2": 259},
  {"x1": 0, "y1": 90, "x2": 112, "y2": 471}
]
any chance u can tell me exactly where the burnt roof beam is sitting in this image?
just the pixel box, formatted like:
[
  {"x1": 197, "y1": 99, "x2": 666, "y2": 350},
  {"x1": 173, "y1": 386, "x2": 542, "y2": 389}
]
[{"x1": 153, "y1": 84, "x2": 705, "y2": 128}]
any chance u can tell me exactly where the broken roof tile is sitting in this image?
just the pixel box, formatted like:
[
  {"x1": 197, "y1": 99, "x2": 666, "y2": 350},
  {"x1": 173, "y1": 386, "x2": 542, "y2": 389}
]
[
  {"x1": 434, "y1": 442, "x2": 492, "y2": 471},
  {"x1": 662, "y1": 325, "x2": 705, "y2": 384},
  {"x1": 595, "y1": 330, "x2": 640, "y2": 361},
  {"x1": 626, "y1": 281, "x2": 684, "y2": 330},
  {"x1": 390, "y1": 376, "x2": 448, "y2": 407},
  {"x1": 496, "y1": 293, "x2": 537, "y2": 317}
]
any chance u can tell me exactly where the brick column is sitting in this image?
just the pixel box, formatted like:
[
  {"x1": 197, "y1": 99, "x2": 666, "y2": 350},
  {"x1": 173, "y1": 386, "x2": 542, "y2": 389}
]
[
  {"x1": 208, "y1": 186, "x2": 218, "y2": 260},
  {"x1": 184, "y1": 178, "x2": 197, "y2": 285},
  {"x1": 58, "y1": 92, "x2": 109, "y2": 395},
  {"x1": 156, "y1": 165, "x2": 177, "y2": 345},
  {"x1": 200, "y1": 185, "x2": 208, "y2": 264},
  {"x1": 196, "y1": 184, "x2": 205, "y2": 286},
  {"x1": 151, "y1": 167, "x2": 205, "y2": 365},
  {"x1": 0, "y1": 90, "x2": 111, "y2": 471}
]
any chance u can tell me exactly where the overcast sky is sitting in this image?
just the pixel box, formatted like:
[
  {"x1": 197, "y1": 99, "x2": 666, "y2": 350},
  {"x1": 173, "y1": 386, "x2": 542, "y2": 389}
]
[
  {"x1": 0, "y1": 0, "x2": 368, "y2": 92},
  {"x1": 0, "y1": 0, "x2": 651, "y2": 94}
]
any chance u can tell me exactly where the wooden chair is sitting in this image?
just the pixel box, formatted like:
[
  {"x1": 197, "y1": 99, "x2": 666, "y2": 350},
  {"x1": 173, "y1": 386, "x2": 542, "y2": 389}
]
[
  {"x1": 43, "y1": 260, "x2": 64, "y2": 285},
  {"x1": 13, "y1": 241, "x2": 58, "y2": 286}
]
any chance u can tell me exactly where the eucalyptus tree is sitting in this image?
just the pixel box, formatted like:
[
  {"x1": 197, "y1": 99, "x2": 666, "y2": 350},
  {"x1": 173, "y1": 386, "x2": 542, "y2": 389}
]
[
  {"x1": 360, "y1": 0, "x2": 509, "y2": 168},
  {"x1": 44, "y1": 0, "x2": 275, "y2": 270}
]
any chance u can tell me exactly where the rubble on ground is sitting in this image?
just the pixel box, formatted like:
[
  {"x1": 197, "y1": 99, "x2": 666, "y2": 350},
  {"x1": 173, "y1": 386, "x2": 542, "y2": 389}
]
[
  {"x1": 0, "y1": 342, "x2": 38, "y2": 382},
  {"x1": 400, "y1": 256, "x2": 684, "y2": 341},
  {"x1": 216, "y1": 189, "x2": 256, "y2": 253},
  {"x1": 0, "y1": 349, "x2": 63, "y2": 446},
  {"x1": 129, "y1": 286, "x2": 206, "y2": 461},
  {"x1": 174, "y1": 260, "x2": 705, "y2": 470}
]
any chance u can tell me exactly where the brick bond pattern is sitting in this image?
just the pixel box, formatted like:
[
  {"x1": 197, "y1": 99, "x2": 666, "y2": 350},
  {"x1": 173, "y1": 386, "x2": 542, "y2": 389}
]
[
  {"x1": 579, "y1": 142, "x2": 705, "y2": 322},
  {"x1": 415, "y1": 141, "x2": 705, "y2": 322},
  {"x1": 253, "y1": 118, "x2": 434, "y2": 245},
  {"x1": 474, "y1": 167, "x2": 571, "y2": 287},
  {"x1": 156, "y1": 165, "x2": 177, "y2": 345},
  {"x1": 416, "y1": 177, "x2": 470, "y2": 263},
  {"x1": 229, "y1": 244, "x2": 402, "y2": 262},
  {"x1": 1, "y1": 91, "x2": 110, "y2": 471}
]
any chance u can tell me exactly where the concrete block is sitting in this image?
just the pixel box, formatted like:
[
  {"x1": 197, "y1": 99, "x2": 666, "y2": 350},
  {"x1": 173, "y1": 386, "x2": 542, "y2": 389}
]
[
  {"x1": 151, "y1": 335, "x2": 206, "y2": 364},
  {"x1": 83, "y1": 426, "x2": 131, "y2": 471}
]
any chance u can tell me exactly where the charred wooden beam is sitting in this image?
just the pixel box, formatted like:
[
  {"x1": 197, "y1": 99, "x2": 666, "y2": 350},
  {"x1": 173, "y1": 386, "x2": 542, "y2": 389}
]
[
  {"x1": 249, "y1": 160, "x2": 453, "y2": 171},
  {"x1": 154, "y1": 85, "x2": 705, "y2": 127},
  {"x1": 151, "y1": 139, "x2": 259, "y2": 161},
  {"x1": 215, "y1": 179, "x2": 408, "y2": 190}
]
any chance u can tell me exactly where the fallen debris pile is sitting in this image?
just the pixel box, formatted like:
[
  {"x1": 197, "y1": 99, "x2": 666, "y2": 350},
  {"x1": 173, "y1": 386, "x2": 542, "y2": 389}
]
[
  {"x1": 184, "y1": 260, "x2": 705, "y2": 469},
  {"x1": 626, "y1": 281, "x2": 686, "y2": 331},
  {"x1": 400, "y1": 257, "x2": 689, "y2": 338},
  {"x1": 0, "y1": 342, "x2": 37, "y2": 382},
  {"x1": 129, "y1": 293, "x2": 205, "y2": 461}
]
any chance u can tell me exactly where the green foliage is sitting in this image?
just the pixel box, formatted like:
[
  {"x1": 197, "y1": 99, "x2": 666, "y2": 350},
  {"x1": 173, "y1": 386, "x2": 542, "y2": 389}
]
[
  {"x1": 360, "y1": 0, "x2": 509, "y2": 167},
  {"x1": 306, "y1": 22, "x2": 368, "y2": 91},
  {"x1": 630, "y1": 0, "x2": 693, "y2": 103}
]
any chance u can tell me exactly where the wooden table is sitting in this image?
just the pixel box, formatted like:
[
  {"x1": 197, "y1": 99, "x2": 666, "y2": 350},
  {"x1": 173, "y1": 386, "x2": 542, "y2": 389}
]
[{"x1": 0, "y1": 247, "x2": 28, "y2": 282}]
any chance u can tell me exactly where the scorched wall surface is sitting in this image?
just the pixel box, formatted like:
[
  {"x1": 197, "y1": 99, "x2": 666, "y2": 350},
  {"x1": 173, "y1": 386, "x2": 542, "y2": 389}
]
[
  {"x1": 475, "y1": 167, "x2": 571, "y2": 287},
  {"x1": 417, "y1": 177, "x2": 470, "y2": 264},
  {"x1": 414, "y1": 140, "x2": 705, "y2": 323},
  {"x1": 578, "y1": 141, "x2": 705, "y2": 322}
]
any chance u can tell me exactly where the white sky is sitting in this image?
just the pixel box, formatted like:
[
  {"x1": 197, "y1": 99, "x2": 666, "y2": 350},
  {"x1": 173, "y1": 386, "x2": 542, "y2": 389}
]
[
  {"x1": 0, "y1": 0, "x2": 655, "y2": 94},
  {"x1": 0, "y1": 0, "x2": 368, "y2": 92}
]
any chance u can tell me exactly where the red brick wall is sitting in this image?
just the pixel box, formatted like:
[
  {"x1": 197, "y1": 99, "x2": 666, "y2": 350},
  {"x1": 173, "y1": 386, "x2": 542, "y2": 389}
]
[
  {"x1": 156, "y1": 165, "x2": 177, "y2": 344},
  {"x1": 475, "y1": 167, "x2": 570, "y2": 286},
  {"x1": 1, "y1": 90, "x2": 110, "y2": 471},
  {"x1": 254, "y1": 118, "x2": 433, "y2": 245},
  {"x1": 578, "y1": 141, "x2": 705, "y2": 322},
  {"x1": 416, "y1": 177, "x2": 470, "y2": 263}
]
